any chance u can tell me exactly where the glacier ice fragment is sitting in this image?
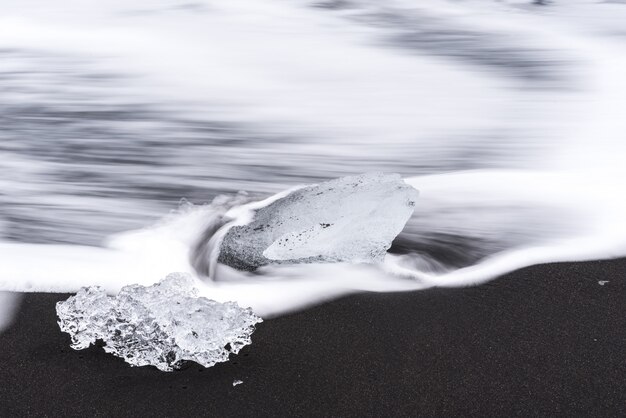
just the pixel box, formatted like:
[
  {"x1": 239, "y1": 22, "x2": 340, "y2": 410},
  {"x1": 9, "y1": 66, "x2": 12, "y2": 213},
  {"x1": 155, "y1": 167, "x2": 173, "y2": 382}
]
[
  {"x1": 218, "y1": 173, "x2": 418, "y2": 271},
  {"x1": 56, "y1": 273, "x2": 262, "y2": 371}
]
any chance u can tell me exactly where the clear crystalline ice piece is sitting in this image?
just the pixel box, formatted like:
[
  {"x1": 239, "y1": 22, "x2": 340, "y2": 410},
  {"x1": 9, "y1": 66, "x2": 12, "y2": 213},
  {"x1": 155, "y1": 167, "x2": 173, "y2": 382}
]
[
  {"x1": 56, "y1": 273, "x2": 262, "y2": 371},
  {"x1": 218, "y1": 172, "x2": 419, "y2": 271}
]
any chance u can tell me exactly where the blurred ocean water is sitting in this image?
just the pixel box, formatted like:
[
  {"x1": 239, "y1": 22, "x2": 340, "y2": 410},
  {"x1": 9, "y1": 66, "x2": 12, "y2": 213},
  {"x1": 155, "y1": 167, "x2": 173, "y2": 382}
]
[{"x1": 1, "y1": 1, "x2": 626, "y2": 306}]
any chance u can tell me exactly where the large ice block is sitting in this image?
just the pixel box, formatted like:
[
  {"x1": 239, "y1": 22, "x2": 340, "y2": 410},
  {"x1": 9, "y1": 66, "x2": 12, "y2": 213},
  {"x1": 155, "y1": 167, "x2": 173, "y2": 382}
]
[{"x1": 218, "y1": 173, "x2": 418, "y2": 271}]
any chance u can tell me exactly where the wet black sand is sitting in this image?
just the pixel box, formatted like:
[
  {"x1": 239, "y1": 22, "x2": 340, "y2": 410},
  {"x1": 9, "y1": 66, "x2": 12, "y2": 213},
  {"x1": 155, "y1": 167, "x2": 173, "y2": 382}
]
[{"x1": 1, "y1": 258, "x2": 625, "y2": 417}]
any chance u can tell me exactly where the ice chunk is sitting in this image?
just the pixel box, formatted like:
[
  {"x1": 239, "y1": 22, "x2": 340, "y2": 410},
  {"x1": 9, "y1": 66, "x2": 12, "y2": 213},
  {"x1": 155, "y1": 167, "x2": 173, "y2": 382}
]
[
  {"x1": 233, "y1": 379, "x2": 243, "y2": 386},
  {"x1": 218, "y1": 173, "x2": 418, "y2": 271},
  {"x1": 56, "y1": 273, "x2": 262, "y2": 371}
]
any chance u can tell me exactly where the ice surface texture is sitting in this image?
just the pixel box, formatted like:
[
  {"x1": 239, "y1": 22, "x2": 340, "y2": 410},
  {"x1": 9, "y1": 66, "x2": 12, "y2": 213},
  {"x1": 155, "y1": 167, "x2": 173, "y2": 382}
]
[
  {"x1": 218, "y1": 173, "x2": 419, "y2": 271},
  {"x1": 56, "y1": 273, "x2": 262, "y2": 371}
]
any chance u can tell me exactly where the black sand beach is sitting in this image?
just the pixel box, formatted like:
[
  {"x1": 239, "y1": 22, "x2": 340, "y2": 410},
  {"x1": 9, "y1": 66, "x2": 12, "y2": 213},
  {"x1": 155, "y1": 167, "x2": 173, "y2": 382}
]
[{"x1": 1, "y1": 258, "x2": 625, "y2": 417}]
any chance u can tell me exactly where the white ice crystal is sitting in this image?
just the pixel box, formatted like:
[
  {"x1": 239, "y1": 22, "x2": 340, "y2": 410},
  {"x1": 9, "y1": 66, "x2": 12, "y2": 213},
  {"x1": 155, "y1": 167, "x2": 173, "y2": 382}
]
[
  {"x1": 56, "y1": 273, "x2": 262, "y2": 371},
  {"x1": 218, "y1": 172, "x2": 418, "y2": 271}
]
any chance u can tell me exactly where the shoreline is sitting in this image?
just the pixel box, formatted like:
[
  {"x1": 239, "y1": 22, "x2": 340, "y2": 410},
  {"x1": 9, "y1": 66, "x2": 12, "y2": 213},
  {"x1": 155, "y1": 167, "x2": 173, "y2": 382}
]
[{"x1": 1, "y1": 258, "x2": 625, "y2": 416}]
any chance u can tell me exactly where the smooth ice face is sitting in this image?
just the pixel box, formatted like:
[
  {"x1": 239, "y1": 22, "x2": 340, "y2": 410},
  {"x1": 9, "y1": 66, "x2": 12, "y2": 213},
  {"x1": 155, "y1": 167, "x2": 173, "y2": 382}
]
[
  {"x1": 218, "y1": 173, "x2": 419, "y2": 271},
  {"x1": 56, "y1": 273, "x2": 262, "y2": 371}
]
